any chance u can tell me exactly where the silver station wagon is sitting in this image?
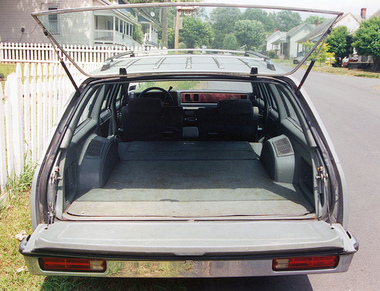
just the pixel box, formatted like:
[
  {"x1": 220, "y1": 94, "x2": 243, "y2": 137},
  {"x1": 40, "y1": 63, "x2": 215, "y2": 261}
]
[{"x1": 19, "y1": 2, "x2": 358, "y2": 277}]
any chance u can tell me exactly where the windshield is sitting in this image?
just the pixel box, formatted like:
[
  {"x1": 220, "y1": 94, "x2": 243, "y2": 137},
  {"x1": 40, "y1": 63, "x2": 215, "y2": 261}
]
[
  {"x1": 33, "y1": 3, "x2": 342, "y2": 77},
  {"x1": 130, "y1": 79, "x2": 253, "y2": 103}
]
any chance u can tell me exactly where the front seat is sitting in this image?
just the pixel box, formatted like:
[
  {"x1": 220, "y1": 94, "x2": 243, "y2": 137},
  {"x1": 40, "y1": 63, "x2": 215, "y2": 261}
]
[
  {"x1": 122, "y1": 98, "x2": 183, "y2": 141},
  {"x1": 217, "y1": 99, "x2": 258, "y2": 141}
]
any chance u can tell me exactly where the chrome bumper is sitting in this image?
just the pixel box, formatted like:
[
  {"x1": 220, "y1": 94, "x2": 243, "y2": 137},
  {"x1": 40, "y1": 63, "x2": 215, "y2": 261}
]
[{"x1": 24, "y1": 254, "x2": 355, "y2": 277}]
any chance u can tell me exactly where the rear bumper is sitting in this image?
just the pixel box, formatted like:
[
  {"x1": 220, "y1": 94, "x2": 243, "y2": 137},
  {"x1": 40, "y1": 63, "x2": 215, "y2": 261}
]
[
  {"x1": 19, "y1": 221, "x2": 358, "y2": 277},
  {"x1": 23, "y1": 253, "x2": 355, "y2": 277}
]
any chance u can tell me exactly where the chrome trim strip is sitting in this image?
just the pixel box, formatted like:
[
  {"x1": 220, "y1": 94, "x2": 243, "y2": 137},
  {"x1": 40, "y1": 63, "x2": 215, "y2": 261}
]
[{"x1": 32, "y1": 3, "x2": 343, "y2": 17}]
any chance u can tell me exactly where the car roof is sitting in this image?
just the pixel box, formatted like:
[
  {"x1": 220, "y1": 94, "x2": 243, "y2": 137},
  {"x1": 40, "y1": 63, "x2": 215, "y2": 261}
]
[{"x1": 93, "y1": 49, "x2": 282, "y2": 77}]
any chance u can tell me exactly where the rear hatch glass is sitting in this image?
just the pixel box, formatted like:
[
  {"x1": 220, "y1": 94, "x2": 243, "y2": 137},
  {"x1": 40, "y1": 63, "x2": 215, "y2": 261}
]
[{"x1": 32, "y1": 3, "x2": 342, "y2": 77}]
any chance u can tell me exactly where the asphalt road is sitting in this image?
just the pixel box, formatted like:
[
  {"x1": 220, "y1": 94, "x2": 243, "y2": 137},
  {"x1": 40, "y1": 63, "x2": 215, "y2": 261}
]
[
  {"x1": 297, "y1": 71, "x2": 380, "y2": 291},
  {"x1": 190, "y1": 72, "x2": 380, "y2": 290}
]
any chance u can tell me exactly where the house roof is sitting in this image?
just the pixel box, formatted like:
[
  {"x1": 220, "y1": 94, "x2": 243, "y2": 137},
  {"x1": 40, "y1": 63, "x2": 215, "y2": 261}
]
[
  {"x1": 138, "y1": 13, "x2": 161, "y2": 27},
  {"x1": 337, "y1": 12, "x2": 361, "y2": 25},
  {"x1": 371, "y1": 9, "x2": 380, "y2": 18},
  {"x1": 297, "y1": 19, "x2": 334, "y2": 43},
  {"x1": 286, "y1": 23, "x2": 314, "y2": 38},
  {"x1": 268, "y1": 32, "x2": 287, "y2": 45},
  {"x1": 121, "y1": 7, "x2": 161, "y2": 28},
  {"x1": 265, "y1": 30, "x2": 282, "y2": 41}
]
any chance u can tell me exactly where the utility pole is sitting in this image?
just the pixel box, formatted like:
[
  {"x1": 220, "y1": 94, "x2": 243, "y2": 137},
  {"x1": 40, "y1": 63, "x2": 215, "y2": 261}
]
[
  {"x1": 162, "y1": 0, "x2": 169, "y2": 48},
  {"x1": 174, "y1": 0, "x2": 181, "y2": 52},
  {"x1": 174, "y1": 1, "x2": 198, "y2": 52}
]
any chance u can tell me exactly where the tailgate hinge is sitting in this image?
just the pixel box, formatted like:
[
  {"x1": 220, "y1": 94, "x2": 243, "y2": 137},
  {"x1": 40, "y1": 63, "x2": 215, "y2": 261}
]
[
  {"x1": 47, "y1": 166, "x2": 62, "y2": 227},
  {"x1": 316, "y1": 166, "x2": 333, "y2": 228}
]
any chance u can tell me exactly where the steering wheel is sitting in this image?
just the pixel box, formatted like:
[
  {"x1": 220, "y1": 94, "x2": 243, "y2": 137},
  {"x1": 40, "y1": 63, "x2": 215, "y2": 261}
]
[{"x1": 137, "y1": 86, "x2": 174, "y2": 106}]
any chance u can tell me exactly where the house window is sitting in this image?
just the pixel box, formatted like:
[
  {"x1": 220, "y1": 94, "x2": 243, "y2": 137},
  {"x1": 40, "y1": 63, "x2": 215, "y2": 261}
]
[
  {"x1": 107, "y1": 19, "x2": 113, "y2": 30},
  {"x1": 95, "y1": 16, "x2": 113, "y2": 30},
  {"x1": 120, "y1": 20, "x2": 124, "y2": 33},
  {"x1": 48, "y1": 6, "x2": 59, "y2": 35}
]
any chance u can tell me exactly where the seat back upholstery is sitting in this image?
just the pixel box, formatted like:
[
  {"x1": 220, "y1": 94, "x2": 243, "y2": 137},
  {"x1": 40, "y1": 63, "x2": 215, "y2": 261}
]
[
  {"x1": 197, "y1": 99, "x2": 258, "y2": 141},
  {"x1": 218, "y1": 99, "x2": 258, "y2": 141},
  {"x1": 122, "y1": 98, "x2": 183, "y2": 141},
  {"x1": 197, "y1": 107, "x2": 220, "y2": 140}
]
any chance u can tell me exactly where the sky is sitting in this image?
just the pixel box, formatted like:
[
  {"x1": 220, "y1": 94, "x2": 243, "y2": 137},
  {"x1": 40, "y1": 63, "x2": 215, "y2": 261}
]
[{"x1": 208, "y1": 0, "x2": 379, "y2": 18}]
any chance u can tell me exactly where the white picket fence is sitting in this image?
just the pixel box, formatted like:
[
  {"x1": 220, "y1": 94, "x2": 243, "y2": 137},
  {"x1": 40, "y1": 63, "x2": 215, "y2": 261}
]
[
  {"x1": 0, "y1": 42, "x2": 165, "y2": 192},
  {"x1": 0, "y1": 42, "x2": 164, "y2": 192},
  {"x1": 0, "y1": 62, "x2": 84, "y2": 191},
  {"x1": 0, "y1": 42, "x2": 155, "y2": 64}
]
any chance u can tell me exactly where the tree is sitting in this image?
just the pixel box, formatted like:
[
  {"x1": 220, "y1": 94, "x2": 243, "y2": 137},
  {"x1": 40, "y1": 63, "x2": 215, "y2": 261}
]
[
  {"x1": 242, "y1": 8, "x2": 275, "y2": 32},
  {"x1": 234, "y1": 20, "x2": 266, "y2": 51},
  {"x1": 126, "y1": 0, "x2": 201, "y2": 48},
  {"x1": 222, "y1": 33, "x2": 239, "y2": 50},
  {"x1": 168, "y1": 27, "x2": 175, "y2": 48},
  {"x1": 274, "y1": 11, "x2": 302, "y2": 32},
  {"x1": 304, "y1": 15, "x2": 326, "y2": 25},
  {"x1": 133, "y1": 23, "x2": 144, "y2": 44},
  {"x1": 180, "y1": 17, "x2": 213, "y2": 48},
  {"x1": 326, "y1": 26, "x2": 352, "y2": 66},
  {"x1": 352, "y1": 16, "x2": 380, "y2": 71},
  {"x1": 210, "y1": 7, "x2": 241, "y2": 48},
  {"x1": 305, "y1": 41, "x2": 332, "y2": 66}
]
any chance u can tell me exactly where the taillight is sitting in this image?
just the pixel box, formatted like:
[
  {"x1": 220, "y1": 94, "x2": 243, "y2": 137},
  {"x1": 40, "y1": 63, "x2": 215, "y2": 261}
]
[
  {"x1": 272, "y1": 255, "x2": 339, "y2": 271},
  {"x1": 39, "y1": 257, "x2": 106, "y2": 272}
]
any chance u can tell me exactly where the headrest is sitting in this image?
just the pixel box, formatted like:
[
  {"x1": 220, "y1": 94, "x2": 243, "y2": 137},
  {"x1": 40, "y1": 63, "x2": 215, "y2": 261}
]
[
  {"x1": 218, "y1": 99, "x2": 253, "y2": 115},
  {"x1": 127, "y1": 98, "x2": 163, "y2": 114}
]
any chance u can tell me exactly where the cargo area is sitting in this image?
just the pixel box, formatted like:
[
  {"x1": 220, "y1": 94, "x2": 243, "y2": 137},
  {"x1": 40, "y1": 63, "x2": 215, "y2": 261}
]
[{"x1": 64, "y1": 141, "x2": 314, "y2": 219}]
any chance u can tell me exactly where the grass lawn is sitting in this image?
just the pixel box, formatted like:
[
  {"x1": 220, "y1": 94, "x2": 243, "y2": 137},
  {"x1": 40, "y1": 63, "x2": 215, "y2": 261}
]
[
  {"x1": 0, "y1": 190, "x2": 43, "y2": 290},
  {"x1": 0, "y1": 188, "x2": 193, "y2": 290},
  {"x1": 0, "y1": 63, "x2": 17, "y2": 78},
  {"x1": 0, "y1": 166, "x2": 44, "y2": 290},
  {"x1": 0, "y1": 63, "x2": 17, "y2": 89},
  {"x1": 0, "y1": 168, "x2": 193, "y2": 290},
  {"x1": 311, "y1": 65, "x2": 380, "y2": 78},
  {"x1": 272, "y1": 59, "x2": 380, "y2": 79}
]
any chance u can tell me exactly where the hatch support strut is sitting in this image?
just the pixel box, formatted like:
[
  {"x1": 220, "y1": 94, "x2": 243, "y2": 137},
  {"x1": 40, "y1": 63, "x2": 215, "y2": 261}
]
[
  {"x1": 296, "y1": 29, "x2": 331, "y2": 94},
  {"x1": 60, "y1": 60, "x2": 80, "y2": 94},
  {"x1": 296, "y1": 60, "x2": 315, "y2": 95},
  {"x1": 43, "y1": 29, "x2": 80, "y2": 95}
]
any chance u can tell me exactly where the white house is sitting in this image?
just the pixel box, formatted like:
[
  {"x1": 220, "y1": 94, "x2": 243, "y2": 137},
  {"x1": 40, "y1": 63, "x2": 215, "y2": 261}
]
[
  {"x1": 333, "y1": 12, "x2": 361, "y2": 34},
  {"x1": 372, "y1": 9, "x2": 380, "y2": 18},
  {"x1": 266, "y1": 23, "x2": 314, "y2": 59},
  {"x1": 0, "y1": 0, "x2": 160, "y2": 47},
  {"x1": 265, "y1": 30, "x2": 286, "y2": 56},
  {"x1": 285, "y1": 23, "x2": 315, "y2": 59},
  {"x1": 0, "y1": 0, "x2": 111, "y2": 44},
  {"x1": 124, "y1": 7, "x2": 161, "y2": 47}
]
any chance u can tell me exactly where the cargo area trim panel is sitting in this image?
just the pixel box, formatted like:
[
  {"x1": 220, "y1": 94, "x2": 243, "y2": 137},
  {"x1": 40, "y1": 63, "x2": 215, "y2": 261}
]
[{"x1": 22, "y1": 221, "x2": 352, "y2": 256}]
